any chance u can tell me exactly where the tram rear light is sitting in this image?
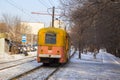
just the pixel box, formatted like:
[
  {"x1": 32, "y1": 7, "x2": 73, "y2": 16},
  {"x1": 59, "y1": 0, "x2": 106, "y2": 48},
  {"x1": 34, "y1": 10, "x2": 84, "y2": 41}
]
[
  {"x1": 57, "y1": 51, "x2": 60, "y2": 54},
  {"x1": 41, "y1": 50, "x2": 43, "y2": 53}
]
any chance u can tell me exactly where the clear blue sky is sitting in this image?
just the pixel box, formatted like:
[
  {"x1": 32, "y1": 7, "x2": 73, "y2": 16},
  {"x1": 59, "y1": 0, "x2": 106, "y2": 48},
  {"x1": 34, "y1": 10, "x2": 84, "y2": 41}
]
[{"x1": 0, "y1": 0, "x2": 61, "y2": 26}]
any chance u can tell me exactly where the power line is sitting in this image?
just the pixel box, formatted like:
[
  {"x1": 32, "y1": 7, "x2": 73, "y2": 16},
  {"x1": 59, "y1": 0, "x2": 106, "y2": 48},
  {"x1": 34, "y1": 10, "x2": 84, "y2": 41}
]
[
  {"x1": 51, "y1": 0, "x2": 56, "y2": 6},
  {"x1": 10, "y1": 0, "x2": 30, "y2": 12},
  {"x1": 38, "y1": 0, "x2": 51, "y2": 8},
  {"x1": 5, "y1": 0, "x2": 38, "y2": 21},
  {"x1": 49, "y1": 0, "x2": 54, "y2": 6},
  {"x1": 60, "y1": 0, "x2": 69, "y2": 6},
  {"x1": 6, "y1": 0, "x2": 24, "y2": 14},
  {"x1": 37, "y1": 0, "x2": 61, "y2": 16}
]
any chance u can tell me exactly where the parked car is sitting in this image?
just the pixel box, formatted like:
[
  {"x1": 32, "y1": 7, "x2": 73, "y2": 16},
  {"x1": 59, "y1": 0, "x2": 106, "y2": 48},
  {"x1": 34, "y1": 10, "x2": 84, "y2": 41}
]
[{"x1": 18, "y1": 44, "x2": 28, "y2": 56}]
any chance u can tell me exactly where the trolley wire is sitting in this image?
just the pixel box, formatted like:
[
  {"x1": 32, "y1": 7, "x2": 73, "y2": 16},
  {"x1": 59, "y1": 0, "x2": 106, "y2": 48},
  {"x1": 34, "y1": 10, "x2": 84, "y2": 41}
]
[
  {"x1": 48, "y1": 0, "x2": 54, "y2": 6},
  {"x1": 5, "y1": 0, "x2": 39, "y2": 21},
  {"x1": 38, "y1": 0, "x2": 51, "y2": 8},
  {"x1": 51, "y1": 0, "x2": 56, "y2": 7}
]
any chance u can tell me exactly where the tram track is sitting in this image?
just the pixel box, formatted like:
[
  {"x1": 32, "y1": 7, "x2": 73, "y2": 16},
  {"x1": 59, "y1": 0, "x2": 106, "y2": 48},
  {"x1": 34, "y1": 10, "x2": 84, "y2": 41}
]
[
  {"x1": 0, "y1": 56, "x2": 36, "y2": 71},
  {"x1": 0, "y1": 56, "x2": 36, "y2": 64},
  {"x1": 45, "y1": 51, "x2": 76, "y2": 80},
  {"x1": 10, "y1": 64, "x2": 61, "y2": 80},
  {"x1": 0, "y1": 60, "x2": 42, "y2": 80},
  {"x1": 9, "y1": 65, "x2": 43, "y2": 80},
  {"x1": 11, "y1": 51, "x2": 76, "y2": 80},
  {"x1": 45, "y1": 54, "x2": 75, "y2": 80}
]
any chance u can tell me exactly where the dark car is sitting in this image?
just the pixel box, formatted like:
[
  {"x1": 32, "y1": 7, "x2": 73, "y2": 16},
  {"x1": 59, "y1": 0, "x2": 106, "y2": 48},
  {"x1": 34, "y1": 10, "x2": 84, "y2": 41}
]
[{"x1": 18, "y1": 44, "x2": 28, "y2": 56}]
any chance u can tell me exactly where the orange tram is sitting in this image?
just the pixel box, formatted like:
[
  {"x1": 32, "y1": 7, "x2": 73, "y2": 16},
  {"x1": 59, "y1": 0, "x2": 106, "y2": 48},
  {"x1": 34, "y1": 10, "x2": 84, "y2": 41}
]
[{"x1": 37, "y1": 27, "x2": 71, "y2": 65}]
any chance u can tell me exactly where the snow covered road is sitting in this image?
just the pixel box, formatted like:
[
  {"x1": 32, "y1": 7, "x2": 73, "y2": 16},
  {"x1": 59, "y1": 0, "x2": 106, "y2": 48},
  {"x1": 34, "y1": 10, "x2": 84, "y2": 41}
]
[
  {"x1": 0, "y1": 60, "x2": 42, "y2": 80},
  {"x1": 0, "y1": 51, "x2": 120, "y2": 80}
]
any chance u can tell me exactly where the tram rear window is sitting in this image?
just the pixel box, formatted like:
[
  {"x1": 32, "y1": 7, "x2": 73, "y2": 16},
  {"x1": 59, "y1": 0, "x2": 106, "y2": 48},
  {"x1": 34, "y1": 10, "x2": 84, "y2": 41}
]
[{"x1": 45, "y1": 33, "x2": 56, "y2": 44}]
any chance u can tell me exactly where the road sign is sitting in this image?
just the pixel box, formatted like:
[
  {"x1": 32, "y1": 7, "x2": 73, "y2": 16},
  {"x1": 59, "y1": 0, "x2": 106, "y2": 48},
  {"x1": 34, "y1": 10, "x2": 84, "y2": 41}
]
[{"x1": 22, "y1": 35, "x2": 26, "y2": 42}]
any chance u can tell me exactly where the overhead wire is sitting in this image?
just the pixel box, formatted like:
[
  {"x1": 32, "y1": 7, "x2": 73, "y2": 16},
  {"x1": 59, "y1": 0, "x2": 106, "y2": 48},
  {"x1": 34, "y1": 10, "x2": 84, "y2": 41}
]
[
  {"x1": 48, "y1": 0, "x2": 54, "y2": 7},
  {"x1": 38, "y1": 0, "x2": 51, "y2": 8},
  {"x1": 37, "y1": 0, "x2": 53, "y2": 16},
  {"x1": 51, "y1": 0, "x2": 56, "y2": 7},
  {"x1": 60, "y1": 0, "x2": 69, "y2": 6},
  {"x1": 33, "y1": 0, "x2": 61, "y2": 23},
  {"x1": 10, "y1": 0, "x2": 32, "y2": 13},
  {"x1": 5, "y1": 0, "x2": 39, "y2": 21}
]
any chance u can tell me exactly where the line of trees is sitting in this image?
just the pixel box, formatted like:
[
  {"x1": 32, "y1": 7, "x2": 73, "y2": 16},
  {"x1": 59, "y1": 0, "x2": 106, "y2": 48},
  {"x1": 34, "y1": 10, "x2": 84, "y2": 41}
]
[
  {"x1": 0, "y1": 14, "x2": 31, "y2": 54},
  {"x1": 0, "y1": 14, "x2": 30, "y2": 43},
  {"x1": 60, "y1": 0, "x2": 120, "y2": 57}
]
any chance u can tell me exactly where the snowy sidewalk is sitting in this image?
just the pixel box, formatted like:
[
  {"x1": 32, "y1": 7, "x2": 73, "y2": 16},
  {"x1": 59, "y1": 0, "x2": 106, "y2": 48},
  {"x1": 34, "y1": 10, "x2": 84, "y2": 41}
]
[
  {"x1": 71, "y1": 51, "x2": 120, "y2": 65},
  {"x1": 0, "y1": 51, "x2": 37, "y2": 63},
  {"x1": 71, "y1": 51, "x2": 103, "y2": 63},
  {"x1": 50, "y1": 51, "x2": 120, "y2": 80}
]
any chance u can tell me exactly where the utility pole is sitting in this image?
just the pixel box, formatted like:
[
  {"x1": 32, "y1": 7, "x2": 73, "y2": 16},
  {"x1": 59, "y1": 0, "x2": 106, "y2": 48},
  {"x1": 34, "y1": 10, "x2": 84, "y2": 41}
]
[
  {"x1": 52, "y1": 6, "x2": 55, "y2": 27},
  {"x1": 31, "y1": 6, "x2": 62, "y2": 28}
]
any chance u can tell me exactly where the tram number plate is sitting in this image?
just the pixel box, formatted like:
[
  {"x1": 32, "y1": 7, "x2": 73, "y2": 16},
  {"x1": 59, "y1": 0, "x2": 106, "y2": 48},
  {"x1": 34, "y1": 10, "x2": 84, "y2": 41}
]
[{"x1": 48, "y1": 50, "x2": 52, "y2": 53}]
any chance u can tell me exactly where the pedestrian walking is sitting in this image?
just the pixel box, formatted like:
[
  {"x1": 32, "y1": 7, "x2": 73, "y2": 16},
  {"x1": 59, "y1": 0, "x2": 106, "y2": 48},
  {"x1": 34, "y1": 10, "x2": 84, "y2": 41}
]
[{"x1": 93, "y1": 49, "x2": 98, "y2": 59}]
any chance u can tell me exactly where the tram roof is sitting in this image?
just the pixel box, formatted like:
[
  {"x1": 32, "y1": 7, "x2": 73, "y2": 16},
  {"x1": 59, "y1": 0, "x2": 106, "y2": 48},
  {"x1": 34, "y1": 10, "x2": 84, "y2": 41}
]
[{"x1": 38, "y1": 27, "x2": 67, "y2": 34}]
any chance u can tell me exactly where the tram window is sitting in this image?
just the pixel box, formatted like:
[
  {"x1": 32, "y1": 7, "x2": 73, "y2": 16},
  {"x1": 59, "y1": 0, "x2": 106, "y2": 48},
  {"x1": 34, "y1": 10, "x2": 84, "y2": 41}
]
[{"x1": 45, "y1": 33, "x2": 56, "y2": 44}]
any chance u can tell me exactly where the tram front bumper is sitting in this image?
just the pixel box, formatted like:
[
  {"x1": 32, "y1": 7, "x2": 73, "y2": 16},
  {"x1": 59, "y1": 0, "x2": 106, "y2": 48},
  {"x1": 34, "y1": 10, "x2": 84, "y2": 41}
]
[{"x1": 39, "y1": 54, "x2": 61, "y2": 58}]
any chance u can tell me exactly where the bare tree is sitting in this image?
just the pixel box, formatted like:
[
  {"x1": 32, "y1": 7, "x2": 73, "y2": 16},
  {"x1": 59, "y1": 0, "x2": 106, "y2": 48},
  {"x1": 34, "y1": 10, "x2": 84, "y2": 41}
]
[
  {"x1": 1, "y1": 14, "x2": 31, "y2": 54},
  {"x1": 0, "y1": 23, "x2": 7, "y2": 33},
  {"x1": 60, "y1": 0, "x2": 120, "y2": 57}
]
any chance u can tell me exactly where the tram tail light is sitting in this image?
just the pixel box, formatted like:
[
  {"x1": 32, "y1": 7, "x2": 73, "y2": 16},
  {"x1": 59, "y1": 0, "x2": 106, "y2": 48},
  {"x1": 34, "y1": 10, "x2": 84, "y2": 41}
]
[
  {"x1": 41, "y1": 49, "x2": 43, "y2": 54},
  {"x1": 57, "y1": 51, "x2": 60, "y2": 54}
]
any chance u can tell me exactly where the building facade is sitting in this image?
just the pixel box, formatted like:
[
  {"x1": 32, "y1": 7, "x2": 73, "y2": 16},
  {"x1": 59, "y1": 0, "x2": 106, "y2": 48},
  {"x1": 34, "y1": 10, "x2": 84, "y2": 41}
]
[{"x1": 21, "y1": 22, "x2": 45, "y2": 45}]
